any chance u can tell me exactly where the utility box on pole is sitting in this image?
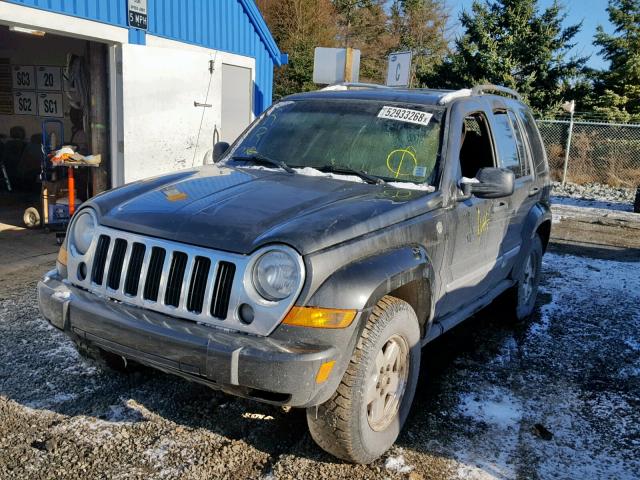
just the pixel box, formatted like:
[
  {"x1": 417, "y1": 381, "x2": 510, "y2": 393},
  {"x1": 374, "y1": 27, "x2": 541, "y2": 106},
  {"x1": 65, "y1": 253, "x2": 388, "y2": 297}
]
[{"x1": 313, "y1": 47, "x2": 361, "y2": 85}]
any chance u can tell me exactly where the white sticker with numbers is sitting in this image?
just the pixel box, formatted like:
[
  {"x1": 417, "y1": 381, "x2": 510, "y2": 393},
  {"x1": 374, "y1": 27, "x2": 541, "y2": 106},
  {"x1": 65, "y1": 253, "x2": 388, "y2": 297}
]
[
  {"x1": 37, "y1": 92, "x2": 63, "y2": 118},
  {"x1": 12, "y1": 65, "x2": 35, "y2": 90},
  {"x1": 377, "y1": 106, "x2": 433, "y2": 126},
  {"x1": 36, "y1": 66, "x2": 62, "y2": 91},
  {"x1": 13, "y1": 91, "x2": 37, "y2": 115}
]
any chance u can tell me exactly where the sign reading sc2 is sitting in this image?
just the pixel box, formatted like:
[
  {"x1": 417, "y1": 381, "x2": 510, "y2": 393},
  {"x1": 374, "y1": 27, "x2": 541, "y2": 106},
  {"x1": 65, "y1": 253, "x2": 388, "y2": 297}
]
[{"x1": 128, "y1": 0, "x2": 148, "y2": 30}]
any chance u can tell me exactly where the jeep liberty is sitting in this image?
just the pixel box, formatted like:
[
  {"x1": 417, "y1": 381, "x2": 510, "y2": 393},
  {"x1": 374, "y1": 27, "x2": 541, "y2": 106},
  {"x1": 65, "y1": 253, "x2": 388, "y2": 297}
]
[{"x1": 38, "y1": 83, "x2": 551, "y2": 464}]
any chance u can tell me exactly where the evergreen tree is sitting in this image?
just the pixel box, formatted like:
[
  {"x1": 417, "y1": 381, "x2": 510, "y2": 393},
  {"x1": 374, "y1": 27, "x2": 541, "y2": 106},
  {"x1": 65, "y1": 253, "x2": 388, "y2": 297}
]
[
  {"x1": 394, "y1": 0, "x2": 450, "y2": 84},
  {"x1": 593, "y1": 0, "x2": 640, "y2": 122},
  {"x1": 426, "y1": 0, "x2": 588, "y2": 113},
  {"x1": 256, "y1": 0, "x2": 338, "y2": 98}
]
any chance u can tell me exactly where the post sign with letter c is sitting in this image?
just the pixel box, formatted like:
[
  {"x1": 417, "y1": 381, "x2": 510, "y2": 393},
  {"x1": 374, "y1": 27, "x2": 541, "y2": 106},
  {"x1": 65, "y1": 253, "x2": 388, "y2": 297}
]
[{"x1": 386, "y1": 51, "x2": 412, "y2": 87}]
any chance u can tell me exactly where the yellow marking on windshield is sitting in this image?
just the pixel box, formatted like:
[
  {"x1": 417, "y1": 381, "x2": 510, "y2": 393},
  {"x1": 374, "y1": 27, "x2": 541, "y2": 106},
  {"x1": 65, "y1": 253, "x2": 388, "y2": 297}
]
[{"x1": 386, "y1": 146, "x2": 418, "y2": 178}]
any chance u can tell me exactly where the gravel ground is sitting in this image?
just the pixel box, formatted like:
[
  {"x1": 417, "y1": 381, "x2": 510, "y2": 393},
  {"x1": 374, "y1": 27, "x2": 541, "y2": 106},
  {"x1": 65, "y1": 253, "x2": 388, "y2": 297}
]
[
  {"x1": 1, "y1": 251, "x2": 639, "y2": 479},
  {"x1": 551, "y1": 181, "x2": 636, "y2": 212}
]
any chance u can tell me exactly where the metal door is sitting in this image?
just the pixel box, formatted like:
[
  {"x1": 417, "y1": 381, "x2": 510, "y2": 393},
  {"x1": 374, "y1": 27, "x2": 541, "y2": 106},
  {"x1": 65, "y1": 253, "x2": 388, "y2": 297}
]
[{"x1": 221, "y1": 64, "x2": 252, "y2": 143}]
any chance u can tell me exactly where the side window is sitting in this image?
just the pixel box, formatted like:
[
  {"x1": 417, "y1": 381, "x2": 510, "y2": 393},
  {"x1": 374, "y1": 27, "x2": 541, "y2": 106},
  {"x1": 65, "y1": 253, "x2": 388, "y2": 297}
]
[
  {"x1": 493, "y1": 110, "x2": 524, "y2": 177},
  {"x1": 517, "y1": 107, "x2": 548, "y2": 176},
  {"x1": 507, "y1": 110, "x2": 531, "y2": 177},
  {"x1": 459, "y1": 113, "x2": 495, "y2": 179}
]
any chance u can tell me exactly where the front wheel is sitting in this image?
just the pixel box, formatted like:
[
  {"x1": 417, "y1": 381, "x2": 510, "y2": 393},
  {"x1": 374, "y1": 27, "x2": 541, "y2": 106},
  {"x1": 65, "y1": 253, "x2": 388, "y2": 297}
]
[{"x1": 306, "y1": 296, "x2": 421, "y2": 464}]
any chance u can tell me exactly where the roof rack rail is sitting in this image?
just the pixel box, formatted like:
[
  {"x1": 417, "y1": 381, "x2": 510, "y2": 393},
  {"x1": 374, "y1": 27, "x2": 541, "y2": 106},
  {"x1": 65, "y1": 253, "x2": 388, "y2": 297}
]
[
  {"x1": 438, "y1": 89, "x2": 472, "y2": 104},
  {"x1": 321, "y1": 82, "x2": 391, "y2": 91},
  {"x1": 471, "y1": 84, "x2": 522, "y2": 100}
]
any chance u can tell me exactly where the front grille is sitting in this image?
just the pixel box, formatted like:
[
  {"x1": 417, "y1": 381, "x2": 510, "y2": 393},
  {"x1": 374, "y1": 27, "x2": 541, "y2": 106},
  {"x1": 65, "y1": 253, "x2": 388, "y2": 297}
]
[
  {"x1": 211, "y1": 261, "x2": 235, "y2": 319},
  {"x1": 84, "y1": 234, "x2": 236, "y2": 321},
  {"x1": 67, "y1": 225, "x2": 303, "y2": 336}
]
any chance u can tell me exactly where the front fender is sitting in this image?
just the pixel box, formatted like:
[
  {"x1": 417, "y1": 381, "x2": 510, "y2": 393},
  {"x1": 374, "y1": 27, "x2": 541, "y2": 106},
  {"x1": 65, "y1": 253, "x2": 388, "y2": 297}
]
[{"x1": 307, "y1": 246, "x2": 434, "y2": 319}]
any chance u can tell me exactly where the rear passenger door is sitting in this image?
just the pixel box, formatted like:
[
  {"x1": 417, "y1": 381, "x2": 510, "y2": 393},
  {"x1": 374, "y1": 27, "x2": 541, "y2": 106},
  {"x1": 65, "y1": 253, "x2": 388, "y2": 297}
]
[{"x1": 490, "y1": 108, "x2": 536, "y2": 266}]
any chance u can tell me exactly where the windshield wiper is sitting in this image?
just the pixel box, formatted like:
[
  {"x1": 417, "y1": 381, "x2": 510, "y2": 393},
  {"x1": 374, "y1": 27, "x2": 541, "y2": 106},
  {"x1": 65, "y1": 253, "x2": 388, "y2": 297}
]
[
  {"x1": 317, "y1": 165, "x2": 385, "y2": 185},
  {"x1": 231, "y1": 153, "x2": 294, "y2": 173}
]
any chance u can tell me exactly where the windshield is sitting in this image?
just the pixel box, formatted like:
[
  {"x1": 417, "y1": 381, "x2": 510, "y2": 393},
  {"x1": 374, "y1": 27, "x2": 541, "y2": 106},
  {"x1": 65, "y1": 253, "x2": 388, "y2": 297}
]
[{"x1": 226, "y1": 99, "x2": 444, "y2": 185}]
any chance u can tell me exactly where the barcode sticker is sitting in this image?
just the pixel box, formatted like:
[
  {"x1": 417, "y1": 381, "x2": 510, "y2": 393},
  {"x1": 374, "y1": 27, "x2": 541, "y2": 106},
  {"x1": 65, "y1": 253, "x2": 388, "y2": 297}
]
[{"x1": 377, "y1": 106, "x2": 433, "y2": 126}]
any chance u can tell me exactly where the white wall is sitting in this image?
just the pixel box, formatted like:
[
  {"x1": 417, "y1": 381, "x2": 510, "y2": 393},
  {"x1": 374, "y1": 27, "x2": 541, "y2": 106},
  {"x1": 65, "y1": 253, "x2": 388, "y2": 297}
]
[{"x1": 119, "y1": 37, "x2": 255, "y2": 184}]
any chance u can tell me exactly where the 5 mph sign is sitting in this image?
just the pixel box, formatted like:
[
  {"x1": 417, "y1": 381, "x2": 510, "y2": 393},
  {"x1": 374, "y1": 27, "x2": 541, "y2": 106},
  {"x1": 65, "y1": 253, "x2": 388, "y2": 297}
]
[{"x1": 386, "y1": 51, "x2": 412, "y2": 87}]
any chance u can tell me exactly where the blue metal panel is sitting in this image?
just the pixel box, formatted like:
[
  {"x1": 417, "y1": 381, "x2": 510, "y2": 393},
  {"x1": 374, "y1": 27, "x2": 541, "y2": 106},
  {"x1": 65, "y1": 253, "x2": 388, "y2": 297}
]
[{"x1": 5, "y1": 0, "x2": 286, "y2": 111}]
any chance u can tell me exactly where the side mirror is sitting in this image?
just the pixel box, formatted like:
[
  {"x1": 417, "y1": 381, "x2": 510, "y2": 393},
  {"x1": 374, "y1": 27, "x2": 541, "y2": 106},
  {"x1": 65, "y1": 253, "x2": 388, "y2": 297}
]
[
  {"x1": 459, "y1": 167, "x2": 515, "y2": 200},
  {"x1": 212, "y1": 141, "x2": 230, "y2": 163}
]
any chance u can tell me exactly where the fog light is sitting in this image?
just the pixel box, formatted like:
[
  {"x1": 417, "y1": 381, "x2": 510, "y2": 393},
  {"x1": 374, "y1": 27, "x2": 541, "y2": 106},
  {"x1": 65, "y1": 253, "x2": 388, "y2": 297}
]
[
  {"x1": 77, "y1": 262, "x2": 87, "y2": 280},
  {"x1": 239, "y1": 303, "x2": 255, "y2": 324}
]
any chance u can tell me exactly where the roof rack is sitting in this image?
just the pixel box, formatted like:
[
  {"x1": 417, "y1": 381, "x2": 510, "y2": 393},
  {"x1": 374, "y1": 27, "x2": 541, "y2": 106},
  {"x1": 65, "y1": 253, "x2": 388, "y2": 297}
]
[
  {"x1": 471, "y1": 84, "x2": 522, "y2": 100},
  {"x1": 320, "y1": 82, "x2": 391, "y2": 91}
]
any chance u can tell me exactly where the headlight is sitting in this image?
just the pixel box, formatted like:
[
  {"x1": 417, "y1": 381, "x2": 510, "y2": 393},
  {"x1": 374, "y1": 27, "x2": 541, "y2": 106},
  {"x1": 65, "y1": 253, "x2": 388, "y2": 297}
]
[
  {"x1": 71, "y1": 210, "x2": 96, "y2": 255},
  {"x1": 252, "y1": 249, "x2": 301, "y2": 301}
]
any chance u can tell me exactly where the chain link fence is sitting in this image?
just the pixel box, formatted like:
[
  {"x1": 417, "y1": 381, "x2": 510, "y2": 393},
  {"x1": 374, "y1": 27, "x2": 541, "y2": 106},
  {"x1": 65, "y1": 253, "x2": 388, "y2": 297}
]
[{"x1": 536, "y1": 119, "x2": 640, "y2": 188}]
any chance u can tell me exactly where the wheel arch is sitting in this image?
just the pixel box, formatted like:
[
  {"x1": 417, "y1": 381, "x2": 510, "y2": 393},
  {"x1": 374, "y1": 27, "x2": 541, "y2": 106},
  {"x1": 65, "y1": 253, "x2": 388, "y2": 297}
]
[{"x1": 305, "y1": 245, "x2": 435, "y2": 335}]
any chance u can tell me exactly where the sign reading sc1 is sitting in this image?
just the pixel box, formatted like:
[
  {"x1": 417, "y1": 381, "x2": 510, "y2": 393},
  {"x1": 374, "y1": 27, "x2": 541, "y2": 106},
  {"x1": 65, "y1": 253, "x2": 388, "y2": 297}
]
[
  {"x1": 386, "y1": 51, "x2": 412, "y2": 87},
  {"x1": 128, "y1": 0, "x2": 148, "y2": 30}
]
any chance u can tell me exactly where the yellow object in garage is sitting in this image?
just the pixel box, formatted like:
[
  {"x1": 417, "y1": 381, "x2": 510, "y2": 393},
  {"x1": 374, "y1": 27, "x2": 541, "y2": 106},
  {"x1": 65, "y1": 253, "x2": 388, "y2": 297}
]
[{"x1": 57, "y1": 246, "x2": 68, "y2": 266}]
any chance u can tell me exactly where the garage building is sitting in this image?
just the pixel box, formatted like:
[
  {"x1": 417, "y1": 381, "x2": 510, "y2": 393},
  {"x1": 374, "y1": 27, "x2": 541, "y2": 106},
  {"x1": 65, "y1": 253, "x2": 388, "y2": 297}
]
[{"x1": 0, "y1": 0, "x2": 286, "y2": 228}]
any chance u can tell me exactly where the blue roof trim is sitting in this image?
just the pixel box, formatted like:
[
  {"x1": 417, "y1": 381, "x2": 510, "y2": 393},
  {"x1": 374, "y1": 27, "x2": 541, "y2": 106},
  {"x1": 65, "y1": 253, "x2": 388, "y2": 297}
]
[{"x1": 237, "y1": 0, "x2": 287, "y2": 66}]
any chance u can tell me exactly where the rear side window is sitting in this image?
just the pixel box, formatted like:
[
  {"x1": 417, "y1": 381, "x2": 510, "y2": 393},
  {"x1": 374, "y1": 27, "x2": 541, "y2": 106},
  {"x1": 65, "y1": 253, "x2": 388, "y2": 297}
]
[
  {"x1": 507, "y1": 110, "x2": 531, "y2": 177},
  {"x1": 517, "y1": 107, "x2": 548, "y2": 176},
  {"x1": 492, "y1": 111, "x2": 524, "y2": 177}
]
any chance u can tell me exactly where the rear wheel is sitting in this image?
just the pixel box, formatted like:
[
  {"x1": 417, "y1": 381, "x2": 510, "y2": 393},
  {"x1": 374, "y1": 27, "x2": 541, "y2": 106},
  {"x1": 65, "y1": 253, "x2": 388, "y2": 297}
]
[
  {"x1": 508, "y1": 234, "x2": 543, "y2": 320},
  {"x1": 306, "y1": 296, "x2": 421, "y2": 464}
]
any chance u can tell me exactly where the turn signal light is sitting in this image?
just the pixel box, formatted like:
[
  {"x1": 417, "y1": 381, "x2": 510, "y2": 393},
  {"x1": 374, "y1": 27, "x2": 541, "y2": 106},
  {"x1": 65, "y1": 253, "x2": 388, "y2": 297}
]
[
  {"x1": 282, "y1": 306, "x2": 356, "y2": 329},
  {"x1": 316, "y1": 360, "x2": 336, "y2": 383}
]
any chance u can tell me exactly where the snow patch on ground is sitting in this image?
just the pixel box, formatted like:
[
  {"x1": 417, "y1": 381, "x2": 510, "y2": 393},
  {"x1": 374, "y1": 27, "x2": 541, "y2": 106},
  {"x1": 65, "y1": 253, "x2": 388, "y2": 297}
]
[
  {"x1": 551, "y1": 195, "x2": 633, "y2": 212},
  {"x1": 384, "y1": 452, "x2": 413, "y2": 474}
]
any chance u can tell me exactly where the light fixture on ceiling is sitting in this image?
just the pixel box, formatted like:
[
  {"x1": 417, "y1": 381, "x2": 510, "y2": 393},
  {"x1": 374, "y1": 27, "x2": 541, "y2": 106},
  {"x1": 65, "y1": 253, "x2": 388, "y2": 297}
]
[{"x1": 9, "y1": 25, "x2": 46, "y2": 36}]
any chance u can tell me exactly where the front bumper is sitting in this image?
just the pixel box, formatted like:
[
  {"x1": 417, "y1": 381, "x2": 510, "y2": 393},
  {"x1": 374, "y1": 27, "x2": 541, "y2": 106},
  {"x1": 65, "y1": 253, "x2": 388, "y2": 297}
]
[{"x1": 38, "y1": 273, "x2": 361, "y2": 407}]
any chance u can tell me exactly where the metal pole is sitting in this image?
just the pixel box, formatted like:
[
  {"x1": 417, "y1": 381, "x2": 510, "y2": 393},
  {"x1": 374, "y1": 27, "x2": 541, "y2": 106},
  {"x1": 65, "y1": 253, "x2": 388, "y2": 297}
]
[
  {"x1": 344, "y1": 47, "x2": 354, "y2": 82},
  {"x1": 89, "y1": 42, "x2": 110, "y2": 195},
  {"x1": 562, "y1": 109, "x2": 575, "y2": 186}
]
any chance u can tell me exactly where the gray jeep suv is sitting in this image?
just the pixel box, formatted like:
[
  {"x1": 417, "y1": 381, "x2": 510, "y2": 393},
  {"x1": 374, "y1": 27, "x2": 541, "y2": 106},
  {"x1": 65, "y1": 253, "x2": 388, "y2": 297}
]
[{"x1": 38, "y1": 84, "x2": 551, "y2": 464}]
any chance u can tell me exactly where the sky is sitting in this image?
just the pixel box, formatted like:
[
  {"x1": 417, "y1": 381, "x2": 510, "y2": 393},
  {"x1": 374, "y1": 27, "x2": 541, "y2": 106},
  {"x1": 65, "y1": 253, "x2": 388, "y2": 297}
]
[{"x1": 449, "y1": 0, "x2": 614, "y2": 70}]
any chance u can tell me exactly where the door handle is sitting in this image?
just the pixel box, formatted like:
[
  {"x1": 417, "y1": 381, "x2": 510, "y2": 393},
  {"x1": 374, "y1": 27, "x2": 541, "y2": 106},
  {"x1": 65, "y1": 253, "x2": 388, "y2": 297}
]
[
  {"x1": 492, "y1": 201, "x2": 508, "y2": 212},
  {"x1": 528, "y1": 186, "x2": 540, "y2": 197}
]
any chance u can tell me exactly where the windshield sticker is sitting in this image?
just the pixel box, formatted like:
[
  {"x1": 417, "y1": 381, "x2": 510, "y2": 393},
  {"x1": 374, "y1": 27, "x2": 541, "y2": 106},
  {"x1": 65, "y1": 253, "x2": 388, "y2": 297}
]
[
  {"x1": 378, "y1": 106, "x2": 433, "y2": 126},
  {"x1": 413, "y1": 165, "x2": 427, "y2": 177}
]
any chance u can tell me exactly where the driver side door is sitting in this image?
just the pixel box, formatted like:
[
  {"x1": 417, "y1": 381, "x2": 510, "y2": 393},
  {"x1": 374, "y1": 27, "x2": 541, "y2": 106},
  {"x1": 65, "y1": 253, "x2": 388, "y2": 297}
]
[{"x1": 440, "y1": 108, "x2": 509, "y2": 315}]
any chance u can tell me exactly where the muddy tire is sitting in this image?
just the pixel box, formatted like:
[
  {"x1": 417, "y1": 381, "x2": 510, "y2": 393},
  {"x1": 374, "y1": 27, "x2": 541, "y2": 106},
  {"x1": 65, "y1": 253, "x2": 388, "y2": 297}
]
[
  {"x1": 507, "y1": 234, "x2": 543, "y2": 320},
  {"x1": 306, "y1": 296, "x2": 421, "y2": 464}
]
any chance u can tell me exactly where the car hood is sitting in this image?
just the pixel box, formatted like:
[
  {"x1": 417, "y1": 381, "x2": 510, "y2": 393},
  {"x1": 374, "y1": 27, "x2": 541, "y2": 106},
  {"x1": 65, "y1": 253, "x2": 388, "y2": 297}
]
[{"x1": 89, "y1": 165, "x2": 438, "y2": 255}]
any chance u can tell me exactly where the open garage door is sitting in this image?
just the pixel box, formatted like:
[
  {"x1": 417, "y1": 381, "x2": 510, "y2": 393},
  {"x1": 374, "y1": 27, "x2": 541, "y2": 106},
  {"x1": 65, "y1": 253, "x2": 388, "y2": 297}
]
[{"x1": 120, "y1": 44, "x2": 219, "y2": 183}]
